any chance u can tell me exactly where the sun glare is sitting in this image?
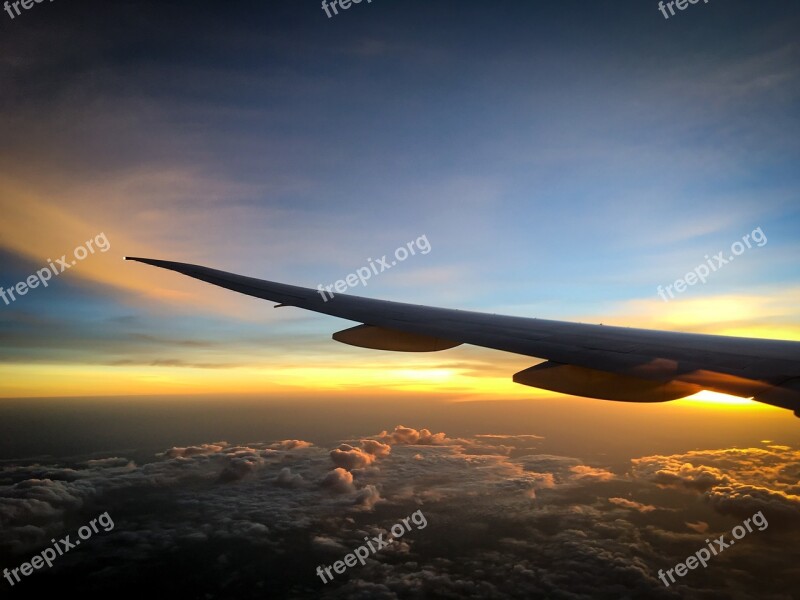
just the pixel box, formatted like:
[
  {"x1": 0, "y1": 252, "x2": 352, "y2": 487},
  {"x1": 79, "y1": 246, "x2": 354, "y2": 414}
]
[{"x1": 679, "y1": 390, "x2": 761, "y2": 407}]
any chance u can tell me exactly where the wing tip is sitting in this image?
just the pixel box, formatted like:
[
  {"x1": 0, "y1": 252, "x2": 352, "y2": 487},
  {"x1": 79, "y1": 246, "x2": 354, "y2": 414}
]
[{"x1": 124, "y1": 256, "x2": 162, "y2": 266}]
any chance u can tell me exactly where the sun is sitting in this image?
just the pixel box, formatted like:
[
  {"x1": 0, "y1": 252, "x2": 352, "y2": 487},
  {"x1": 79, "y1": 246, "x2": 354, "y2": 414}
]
[{"x1": 679, "y1": 390, "x2": 760, "y2": 407}]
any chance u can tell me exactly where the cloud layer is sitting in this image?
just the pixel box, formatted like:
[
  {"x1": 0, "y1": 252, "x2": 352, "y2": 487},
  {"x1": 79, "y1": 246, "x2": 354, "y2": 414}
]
[{"x1": 0, "y1": 426, "x2": 797, "y2": 598}]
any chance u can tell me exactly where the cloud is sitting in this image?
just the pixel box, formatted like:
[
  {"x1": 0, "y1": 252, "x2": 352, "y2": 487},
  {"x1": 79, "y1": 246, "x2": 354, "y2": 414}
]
[
  {"x1": 0, "y1": 427, "x2": 797, "y2": 598},
  {"x1": 84, "y1": 457, "x2": 134, "y2": 468},
  {"x1": 329, "y1": 440, "x2": 391, "y2": 471},
  {"x1": 271, "y1": 440, "x2": 314, "y2": 450},
  {"x1": 354, "y1": 484, "x2": 383, "y2": 510},
  {"x1": 632, "y1": 446, "x2": 800, "y2": 521},
  {"x1": 377, "y1": 426, "x2": 453, "y2": 446},
  {"x1": 474, "y1": 434, "x2": 544, "y2": 442},
  {"x1": 570, "y1": 465, "x2": 616, "y2": 482},
  {"x1": 684, "y1": 521, "x2": 709, "y2": 533},
  {"x1": 312, "y1": 535, "x2": 349, "y2": 553},
  {"x1": 274, "y1": 467, "x2": 305, "y2": 488},
  {"x1": 162, "y1": 443, "x2": 228, "y2": 458},
  {"x1": 320, "y1": 468, "x2": 356, "y2": 494},
  {"x1": 608, "y1": 497, "x2": 657, "y2": 513},
  {"x1": 360, "y1": 439, "x2": 392, "y2": 458}
]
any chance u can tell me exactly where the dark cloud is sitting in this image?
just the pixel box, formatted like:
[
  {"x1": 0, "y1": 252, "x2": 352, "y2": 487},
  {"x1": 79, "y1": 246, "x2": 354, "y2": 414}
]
[
  {"x1": 632, "y1": 446, "x2": 800, "y2": 521},
  {"x1": 1, "y1": 429, "x2": 797, "y2": 598}
]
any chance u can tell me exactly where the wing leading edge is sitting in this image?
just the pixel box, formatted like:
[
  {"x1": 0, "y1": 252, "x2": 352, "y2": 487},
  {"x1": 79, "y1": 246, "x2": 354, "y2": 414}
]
[{"x1": 125, "y1": 257, "x2": 800, "y2": 417}]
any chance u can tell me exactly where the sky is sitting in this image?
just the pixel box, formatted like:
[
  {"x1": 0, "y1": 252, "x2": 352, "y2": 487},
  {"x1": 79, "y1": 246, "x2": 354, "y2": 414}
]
[
  {"x1": 0, "y1": 0, "x2": 799, "y2": 598},
  {"x1": 0, "y1": 0, "x2": 798, "y2": 401}
]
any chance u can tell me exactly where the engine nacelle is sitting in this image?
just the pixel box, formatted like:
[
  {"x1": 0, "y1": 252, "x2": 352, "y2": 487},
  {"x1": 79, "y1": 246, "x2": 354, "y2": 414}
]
[
  {"x1": 513, "y1": 361, "x2": 702, "y2": 402},
  {"x1": 333, "y1": 324, "x2": 462, "y2": 352}
]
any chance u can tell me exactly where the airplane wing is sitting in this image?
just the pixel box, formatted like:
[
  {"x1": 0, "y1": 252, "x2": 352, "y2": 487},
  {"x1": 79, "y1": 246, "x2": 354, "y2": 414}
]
[{"x1": 125, "y1": 257, "x2": 800, "y2": 417}]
